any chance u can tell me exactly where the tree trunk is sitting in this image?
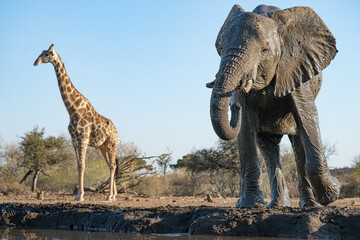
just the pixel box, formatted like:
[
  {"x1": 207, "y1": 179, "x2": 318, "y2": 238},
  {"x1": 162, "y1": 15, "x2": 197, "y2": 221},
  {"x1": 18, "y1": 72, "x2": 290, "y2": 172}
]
[
  {"x1": 190, "y1": 172, "x2": 197, "y2": 196},
  {"x1": 32, "y1": 170, "x2": 39, "y2": 192}
]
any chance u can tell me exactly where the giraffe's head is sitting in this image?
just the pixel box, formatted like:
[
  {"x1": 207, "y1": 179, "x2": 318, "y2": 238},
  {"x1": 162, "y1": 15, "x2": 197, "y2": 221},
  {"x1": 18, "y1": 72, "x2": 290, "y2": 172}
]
[{"x1": 34, "y1": 44, "x2": 57, "y2": 66}]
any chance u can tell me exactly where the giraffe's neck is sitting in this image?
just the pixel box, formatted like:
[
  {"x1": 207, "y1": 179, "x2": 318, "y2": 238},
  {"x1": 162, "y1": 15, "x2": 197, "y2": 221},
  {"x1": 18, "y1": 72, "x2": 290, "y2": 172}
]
[{"x1": 50, "y1": 52, "x2": 88, "y2": 118}]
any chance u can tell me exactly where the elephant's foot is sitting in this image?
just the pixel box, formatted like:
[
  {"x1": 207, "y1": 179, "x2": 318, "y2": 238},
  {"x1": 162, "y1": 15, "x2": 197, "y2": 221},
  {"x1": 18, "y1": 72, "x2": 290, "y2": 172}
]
[
  {"x1": 298, "y1": 184, "x2": 321, "y2": 207},
  {"x1": 267, "y1": 168, "x2": 291, "y2": 208},
  {"x1": 311, "y1": 174, "x2": 340, "y2": 205},
  {"x1": 299, "y1": 197, "x2": 321, "y2": 207},
  {"x1": 267, "y1": 189, "x2": 291, "y2": 208},
  {"x1": 75, "y1": 193, "x2": 84, "y2": 202},
  {"x1": 235, "y1": 191, "x2": 266, "y2": 208}
]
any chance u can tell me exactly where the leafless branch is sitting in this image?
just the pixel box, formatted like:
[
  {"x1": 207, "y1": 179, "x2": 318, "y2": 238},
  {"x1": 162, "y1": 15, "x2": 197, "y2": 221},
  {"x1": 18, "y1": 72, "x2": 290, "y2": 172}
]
[
  {"x1": 19, "y1": 170, "x2": 33, "y2": 183},
  {"x1": 90, "y1": 155, "x2": 156, "y2": 195}
]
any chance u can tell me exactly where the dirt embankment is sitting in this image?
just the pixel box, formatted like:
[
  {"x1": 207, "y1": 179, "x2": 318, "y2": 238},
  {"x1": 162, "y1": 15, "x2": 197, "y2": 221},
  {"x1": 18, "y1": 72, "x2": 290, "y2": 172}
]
[{"x1": 1, "y1": 195, "x2": 360, "y2": 239}]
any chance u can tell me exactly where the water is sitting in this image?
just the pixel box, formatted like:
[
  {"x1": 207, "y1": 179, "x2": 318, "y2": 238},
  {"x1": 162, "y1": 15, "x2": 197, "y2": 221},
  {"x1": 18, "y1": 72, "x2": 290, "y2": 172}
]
[{"x1": 0, "y1": 228, "x2": 296, "y2": 240}]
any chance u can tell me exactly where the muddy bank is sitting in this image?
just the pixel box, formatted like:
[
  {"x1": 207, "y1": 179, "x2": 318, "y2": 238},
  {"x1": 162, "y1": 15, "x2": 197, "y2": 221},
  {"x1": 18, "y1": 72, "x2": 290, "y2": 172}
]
[
  {"x1": 1, "y1": 202, "x2": 360, "y2": 239},
  {"x1": 0, "y1": 203, "x2": 360, "y2": 239}
]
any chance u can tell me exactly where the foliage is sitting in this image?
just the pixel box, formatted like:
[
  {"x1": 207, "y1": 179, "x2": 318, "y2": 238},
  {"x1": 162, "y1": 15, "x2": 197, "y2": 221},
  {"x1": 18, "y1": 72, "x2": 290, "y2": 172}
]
[
  {"x1": 171, "y1": 139, "x2": 240, "y2": 197},
  {"x1": 172, "y1": 140, "x2": 239, "y2": 173},
  {"x1": 340, "y1": 154, "x2": 360, "y2": 197},
  {"x1": 278, "y1": 145, "x2": 298, "y2": 198},
  {"x1": 164, "y1": 169, "x2": 196, "y2": 196},
  {"x1": 0, "y1": 143, "x2": 22, "y2": 183},
  {"x1": 134, "y1": 168, "x2": 209, "y2": 197},
  {"x1": 0, "y1": 182, "x2": 31, "y2": 196},
  {"x1": 0, "y1": 136, "x2": 5, "y2": 165},
  {"x1": 134, "y1": 175, "x2": 167, "y2": 196}
]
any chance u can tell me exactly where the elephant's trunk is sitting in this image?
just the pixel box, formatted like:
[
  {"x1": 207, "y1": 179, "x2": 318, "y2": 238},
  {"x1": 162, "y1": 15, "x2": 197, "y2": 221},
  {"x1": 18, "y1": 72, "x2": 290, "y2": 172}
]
[
  {"x1": 210, "y1": 51, "x2": 256, "y2": 140},
  {"x1": 210, "y1": 88, "x2": 241, "y2": 140}
]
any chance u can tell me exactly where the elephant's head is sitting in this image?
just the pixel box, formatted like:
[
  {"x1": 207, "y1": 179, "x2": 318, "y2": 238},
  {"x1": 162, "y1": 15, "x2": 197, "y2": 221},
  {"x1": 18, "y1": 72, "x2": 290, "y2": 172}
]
[{"x1": 208, "y1": 5, "x2": 337, "y2": 140}]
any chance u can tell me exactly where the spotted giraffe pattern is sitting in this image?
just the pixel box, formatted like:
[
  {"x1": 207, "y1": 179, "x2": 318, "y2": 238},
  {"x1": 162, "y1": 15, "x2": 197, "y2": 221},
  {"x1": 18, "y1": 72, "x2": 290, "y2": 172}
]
[{"x1": 34, "y1": 44, "x2": 119, "y2": 201}]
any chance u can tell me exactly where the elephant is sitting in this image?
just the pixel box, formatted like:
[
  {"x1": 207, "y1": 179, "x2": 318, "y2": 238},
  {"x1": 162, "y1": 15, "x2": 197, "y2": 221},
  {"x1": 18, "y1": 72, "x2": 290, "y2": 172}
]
[{"x1": 207, "y1": 4, "x2": 340, "y2": 207}]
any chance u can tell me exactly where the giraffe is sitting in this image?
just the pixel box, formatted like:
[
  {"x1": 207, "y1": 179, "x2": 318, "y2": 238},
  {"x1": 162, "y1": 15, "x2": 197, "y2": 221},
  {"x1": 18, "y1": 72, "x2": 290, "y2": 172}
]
[{"x1": 34, "y1": 44, "x2": 119, "y2": 201}]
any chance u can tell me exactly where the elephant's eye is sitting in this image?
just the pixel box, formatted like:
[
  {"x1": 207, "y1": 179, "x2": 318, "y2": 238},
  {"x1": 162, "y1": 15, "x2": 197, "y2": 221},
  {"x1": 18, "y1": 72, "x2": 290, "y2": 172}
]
[{"x1": 261, "y1": 48, "x2": 269, "y2": 56}]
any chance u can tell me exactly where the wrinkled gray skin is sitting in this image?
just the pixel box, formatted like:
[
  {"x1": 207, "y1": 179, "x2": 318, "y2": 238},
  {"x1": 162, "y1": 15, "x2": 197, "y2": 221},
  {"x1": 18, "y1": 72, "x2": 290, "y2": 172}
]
[{"x1": 208, "y1": 5, "x2": 340, "y2": 207}]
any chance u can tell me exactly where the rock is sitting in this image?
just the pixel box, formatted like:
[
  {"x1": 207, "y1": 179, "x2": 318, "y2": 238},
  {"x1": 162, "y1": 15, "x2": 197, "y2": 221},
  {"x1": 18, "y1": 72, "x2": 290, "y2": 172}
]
[
  {"x1": 37, "y1": 191, "x2": 44, "y2": 200},
  {"x1": 206, "y1": 194, "x2": 214, "y2": 202},
  {"x1": 212, "y1": 192, "x2": 220, "y2": 198}
]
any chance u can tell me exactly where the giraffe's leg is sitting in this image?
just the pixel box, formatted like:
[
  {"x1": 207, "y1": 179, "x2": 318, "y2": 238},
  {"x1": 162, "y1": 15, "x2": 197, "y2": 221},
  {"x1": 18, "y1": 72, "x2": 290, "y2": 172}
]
[
  {"x1": 74, "y1": 141, "x2": 88, "y2": 201},
  {"x1": 99, "y1": 143, "x2": 117, "y2": 201},
  {"x1": 108, "y1": 150, "x2": 117, "y2": 201},
  {"x1": 113, "y1": 179, "x2": 117, "y2": 200},
  {"x1": 112, "y1": 157, "x2": 118, "y2": 200},
  {"x1": 109, "y1": 135, "x2": 119, "y2": 201}
]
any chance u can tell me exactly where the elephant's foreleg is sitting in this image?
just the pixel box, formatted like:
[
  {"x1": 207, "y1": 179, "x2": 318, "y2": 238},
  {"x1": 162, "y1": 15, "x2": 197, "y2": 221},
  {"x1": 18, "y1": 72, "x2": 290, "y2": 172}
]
[
  {"x1": 289, "y1": 83, "x2": 340, "y2": 205},
  {"x1": 288, "y1": 135, "x2": 321, "y2": 207},
  {"x1": 236, "y1": 107, "x2": 266, "y2": 208},
  {"x1": 258, "y1": 133, "x2": 291, "y2": 207}
]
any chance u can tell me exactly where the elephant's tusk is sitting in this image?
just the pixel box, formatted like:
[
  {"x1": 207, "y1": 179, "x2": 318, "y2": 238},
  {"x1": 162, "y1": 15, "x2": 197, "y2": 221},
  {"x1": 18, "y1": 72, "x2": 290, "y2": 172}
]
[
  {"x1": 243, "y1": 80, "x2": 253, "y2": 93},
  {"x1": 206, "y1": 80, "x2": 216, "y2": 88}
]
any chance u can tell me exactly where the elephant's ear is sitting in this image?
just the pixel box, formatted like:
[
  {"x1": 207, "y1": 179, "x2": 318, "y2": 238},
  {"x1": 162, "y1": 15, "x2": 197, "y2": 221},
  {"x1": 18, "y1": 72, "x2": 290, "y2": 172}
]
[
  {"x1": 216, "y1": 4, "x2": 245, "y2": 55},
  {"x1": 269, "y1": 7, "x2": 337, "y2": 97}
]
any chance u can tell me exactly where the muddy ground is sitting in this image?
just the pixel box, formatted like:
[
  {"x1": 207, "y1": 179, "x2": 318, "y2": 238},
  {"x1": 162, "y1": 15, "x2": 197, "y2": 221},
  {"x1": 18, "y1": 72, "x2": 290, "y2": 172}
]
[{"x1": 1, "y1": 193, "x2": 360, "y2": 239}]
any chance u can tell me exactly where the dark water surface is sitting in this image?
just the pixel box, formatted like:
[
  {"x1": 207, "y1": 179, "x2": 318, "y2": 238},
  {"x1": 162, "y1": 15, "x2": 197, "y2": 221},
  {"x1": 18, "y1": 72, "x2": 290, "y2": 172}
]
[{"x1": 0, "y1": 228, "x2": 296, "y2": 240}]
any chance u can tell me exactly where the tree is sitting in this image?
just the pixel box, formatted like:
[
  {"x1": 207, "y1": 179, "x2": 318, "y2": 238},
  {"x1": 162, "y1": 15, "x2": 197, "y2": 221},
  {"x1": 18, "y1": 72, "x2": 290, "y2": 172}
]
[
  {"x1": 172, "y1": 140, "x2": 239, "y2": 174},
  {"x1": 18, "y1": 126, "x2": 72, "y2": 192},
  {"x1": 156, "y1": 148, "x2": 172, "y2": 176},
  {"x1": 0, "y1": 136, "x2": 5, "y2": 165},
  {"x1": 0, "y1": 143, "x2": 22, "y2": 183},
  {"x1": 171, "y1": 140, "x2": 240, "y2": 196},
  {"x1": 323, "y1": 141, "x2": 337, "y2": 160},
  {"x1": 341, "y1": 154, "x2": 360, "y2": 197}
]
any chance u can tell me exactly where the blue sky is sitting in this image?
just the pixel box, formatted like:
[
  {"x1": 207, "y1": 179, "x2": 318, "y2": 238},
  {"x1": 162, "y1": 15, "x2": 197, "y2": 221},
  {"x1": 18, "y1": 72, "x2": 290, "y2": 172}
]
[{"x1": 0, "y1": 0, "x2": 359, "y2": 168}]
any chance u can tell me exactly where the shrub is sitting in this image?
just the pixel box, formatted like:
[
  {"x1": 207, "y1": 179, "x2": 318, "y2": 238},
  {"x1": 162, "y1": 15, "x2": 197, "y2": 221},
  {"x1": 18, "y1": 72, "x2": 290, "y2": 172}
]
[{"x1": 0, "y1": 182, "x2": 31, "y2": 196}]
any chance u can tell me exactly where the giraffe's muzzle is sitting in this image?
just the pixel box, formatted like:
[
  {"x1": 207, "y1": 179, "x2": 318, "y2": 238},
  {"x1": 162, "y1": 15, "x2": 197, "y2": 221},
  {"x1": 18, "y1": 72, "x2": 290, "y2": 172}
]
[{"x1": 34, "y1": 58, "x2": 42, "y2": 66}]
